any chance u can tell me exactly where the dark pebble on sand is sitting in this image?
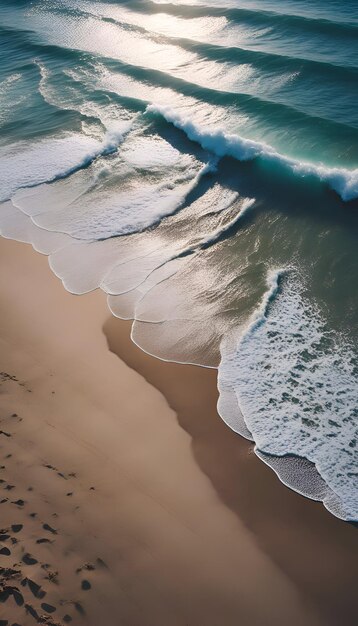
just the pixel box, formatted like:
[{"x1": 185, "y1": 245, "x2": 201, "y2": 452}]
[
  {"x1": 81, "y1": 579, "x2": 91, "y2": 591},
  {"x1": 0, "y1": 547, "x2": 11, "y2": 555}
]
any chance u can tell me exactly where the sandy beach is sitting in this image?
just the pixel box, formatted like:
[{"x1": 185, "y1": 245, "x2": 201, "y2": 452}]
[{"x1": 0, "y1": 236, "x2": 357, "y2": 626}]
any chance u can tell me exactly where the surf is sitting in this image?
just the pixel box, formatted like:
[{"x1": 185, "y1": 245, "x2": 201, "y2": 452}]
[{"x1": 146, "y1": 104, "x2": 358, "y2": 201}]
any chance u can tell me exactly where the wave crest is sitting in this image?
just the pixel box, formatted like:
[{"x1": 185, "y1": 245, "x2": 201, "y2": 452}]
[{"x1": 146, "y1": 104, "x2": 358, "y2": 201}]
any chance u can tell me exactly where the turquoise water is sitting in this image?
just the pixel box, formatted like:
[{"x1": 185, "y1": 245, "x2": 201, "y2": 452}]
[{"x1": 0, "y1": 0, "x2": 357, "y2": 520}]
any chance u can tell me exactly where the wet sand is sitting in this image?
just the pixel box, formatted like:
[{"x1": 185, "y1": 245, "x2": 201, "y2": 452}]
[{"x1": 0, "y1": 236, "x2": 356, "y2": 626}]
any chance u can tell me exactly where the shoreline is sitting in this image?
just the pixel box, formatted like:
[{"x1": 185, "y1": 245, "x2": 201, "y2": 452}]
[{"x1": 0, "y1": 236, "x2": 357, "y2": 625}]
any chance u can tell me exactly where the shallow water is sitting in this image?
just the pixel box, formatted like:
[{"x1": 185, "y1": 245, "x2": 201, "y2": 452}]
[{"x1": 0, "y1": 0, "x2": 357, "y2": 520}]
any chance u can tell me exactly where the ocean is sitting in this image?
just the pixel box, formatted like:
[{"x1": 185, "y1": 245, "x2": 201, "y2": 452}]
[{"x1": 0, "y1": 0, "x2": 357, "y2": 521}]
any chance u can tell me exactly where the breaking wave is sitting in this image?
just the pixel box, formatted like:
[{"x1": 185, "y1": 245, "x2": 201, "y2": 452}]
[{"x1": 147, "y1": 105, "x2": 358, "y2": 201}]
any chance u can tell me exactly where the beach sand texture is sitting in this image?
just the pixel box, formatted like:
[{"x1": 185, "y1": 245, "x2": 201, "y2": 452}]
[{"x1": 0, "y1": 237, "x2": 357, "y2": 626}]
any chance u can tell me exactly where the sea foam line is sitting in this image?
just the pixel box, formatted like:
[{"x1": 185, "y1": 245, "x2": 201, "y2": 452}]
[
  {"x1": 146, "y1": 104, "x2": 358, "y2": 201},
  {"x1": 43, "y1": 122, "x2": 133, "y2": 183},
  {"x1": 1, "y1": 121, "x2": 133, "y2": 204}
]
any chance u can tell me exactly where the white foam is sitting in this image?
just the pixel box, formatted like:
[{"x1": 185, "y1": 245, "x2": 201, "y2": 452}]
[
  {"x1": 121, "y1": 135, "x2": 183, "y2": 168},
  {"x1": 0, "y1": 135, "x2": 97, "y2": 202},
  {"x1": 36, "y1": 60, "x2": 137, "y2": 137},
  {"x1": 219, "y1": 271, "x2": 358, "y2": 520},
  {"x1": 0, "y1": 122, "x2": 132, "y2": 203},
  {"x1": 147, "y1": 104, "x2": 358, "y2": 201},
  {"x1": 15, "y1": 140, "x2": 212, "y2": 240}
]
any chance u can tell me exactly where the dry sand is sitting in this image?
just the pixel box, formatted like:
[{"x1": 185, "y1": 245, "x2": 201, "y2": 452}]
[{"x1": 0, "y1": 236, "x2": 356, "y2": 626}]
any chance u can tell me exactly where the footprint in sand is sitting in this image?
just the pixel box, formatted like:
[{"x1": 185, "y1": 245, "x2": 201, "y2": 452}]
[
  {"x1": 11, "y1": 587, "x2": 24, "y2": 607},
  {"x1": 11, "y1": 524, "x2": 23, "y2": 533},
  {"x1": 22, "y1": 553, "x2": 38, "y2": 566},
  {"x1": 0, "y1": 586, "x2": 24, "y2": 607},
  {"x1": 0, "y1": 566, "x2": 21, "y2": 581},
  {"x1": 22, "y1": 577, "x2": 46, "y2": 599},
  {"x1": 74, "y1": 601, "x2": 85, "y2": 616},
  {"x1": 25, "y1": 603, "x2": 40, "y2": 620},
  {"x1": 41, "y1": 602, "x2": 56, "y2": 614},
  {"x1": 43, "y1": 523, "x2": 57, "y2": 535}
]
